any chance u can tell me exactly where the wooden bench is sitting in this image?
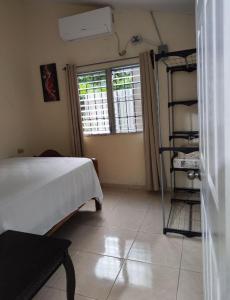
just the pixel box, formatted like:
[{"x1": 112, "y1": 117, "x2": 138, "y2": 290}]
[{"x1": 0, "y1": 230, "x2": 75, "y2": 300}]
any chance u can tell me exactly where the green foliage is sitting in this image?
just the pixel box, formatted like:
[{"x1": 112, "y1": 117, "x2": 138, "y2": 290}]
[
  {"x1": 78, "y1": 73, "x2": 107, "y2": 95},
  {"x1": 78, "y1": 71, "x2": 133, "y2": 95},
  {"x1": 113, "y1": 71, "x2": 132, "y2": 90}
]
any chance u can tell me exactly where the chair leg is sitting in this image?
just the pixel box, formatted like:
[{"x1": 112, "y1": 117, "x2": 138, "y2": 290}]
[{"x1": 63, "y1": 252, "x2": 76, "y2": 300}]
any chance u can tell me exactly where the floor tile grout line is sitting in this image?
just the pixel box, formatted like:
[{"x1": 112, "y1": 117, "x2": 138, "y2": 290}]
[
  {"x1": 75, "y1": 291, "x2": 98, "y2": 300},
  {"x1": 41, "y1": 286, "x2": 97, "y2": 300},
  {"x1": 75, "y1": 245, "x2": 183, "y2": 271},
  {"x1": 105, "y1": 229, "x2": 139, "y2": 300},
  {"x1": 46, "y1": 279, "x2": 102, "y2": 300},
  {"x1": 136, "y1": 201, "x2": 151, "y2": 233},
  {"x1": 71, "y1": 248, "x2": 134, "y2": 261},
  {"x1": 103, "y1": 193, "x2": 167, "y2": 299},
  {"x1": 69, "y1": 229, "x2": 139, "y2": 300},
  {"x1": 180, "y1": 268, "x2": 203, "y2": 274},
  {"x1": 125, "y1": 228, "x2": 140, "y2": 259},
  {"x1": 44, "y1": 285, "x2": 66, "y2": 293},
  {"x1": 73, "y1": 235, "x2": 183, "y2": 268},
  {"x1": 56, "y1": 189, "x2": 200, "y2": 300},
  {"x1": 176, "y1": 237, "x2": 184, "y2": 299},
  {"x1": 79, "y1": 188, "x2": 155, "y2": 233},
  {"x1": 126, "y1": 257, "x2": 181, "y2": 270},
  {"x1": 95, "y1": 198, "x2": 150, "y2": 231},
  {"x1": 64, "y1": 218, "x2": 145, "y2": 235},
  {"x1": 104, "y1": 257, "x2": 126, "y2": 300},
  {"x1": 68, "y1": 222, "x2": 140, "y2": 233}
]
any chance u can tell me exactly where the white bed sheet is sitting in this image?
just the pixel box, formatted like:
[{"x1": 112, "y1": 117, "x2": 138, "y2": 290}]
[{"x1": 0, "y1": 157, "x2": 103, "y2": 235}]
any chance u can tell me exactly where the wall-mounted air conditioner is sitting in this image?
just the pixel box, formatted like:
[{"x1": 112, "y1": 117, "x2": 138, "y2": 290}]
[{"x1": 58, "y1": 7, "x2": 113, "y2": 41}]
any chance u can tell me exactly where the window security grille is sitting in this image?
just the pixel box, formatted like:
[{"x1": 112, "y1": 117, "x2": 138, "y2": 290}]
[
  {"x1": 112, "y1": 65, "x2": 142, "y2": 133},
  {"x1": 77, "y1": 65, "x2": 143, "y2": 135},
  {"x1": 78, "y1": 70, "x2": 110, "y2": 135}
]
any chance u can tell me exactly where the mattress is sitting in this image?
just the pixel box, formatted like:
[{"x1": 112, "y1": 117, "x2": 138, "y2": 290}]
[{"x1": 0, "y1": 157, "x2": 103, "y2": 235}]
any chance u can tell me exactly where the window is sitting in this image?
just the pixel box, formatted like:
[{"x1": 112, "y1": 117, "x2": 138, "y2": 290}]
[
  {"x1": 77, "y1": 64, "x2": 143, "y2": 135},
  {"x1": 78, "y1": 70, "x2": 109, "y2": 135}
]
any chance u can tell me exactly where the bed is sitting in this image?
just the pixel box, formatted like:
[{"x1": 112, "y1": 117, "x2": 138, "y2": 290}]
[{"x1": 0, "y1": 156, "x2": 103, "y2": 235}]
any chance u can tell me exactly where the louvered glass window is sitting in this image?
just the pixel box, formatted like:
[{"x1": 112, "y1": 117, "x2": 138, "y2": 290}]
[{"x1": 77, "y1": 65, "x2": 143, "y2": 135}]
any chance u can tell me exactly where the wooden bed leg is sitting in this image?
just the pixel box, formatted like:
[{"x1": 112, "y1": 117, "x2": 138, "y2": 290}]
[
  {"x1": 94, "y1": 198, "x2": 102, "y2": 211},
  {"x1": 91, "y1": 159, "x2": 102, "y2": 211},
  {"x1": 91, "y1": 158, "x2": 99, "y2": 176}
]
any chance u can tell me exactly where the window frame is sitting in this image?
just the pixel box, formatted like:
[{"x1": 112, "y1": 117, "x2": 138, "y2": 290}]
[{"x1": 78, "y1": 63, "x2": 143, "y2": 136}]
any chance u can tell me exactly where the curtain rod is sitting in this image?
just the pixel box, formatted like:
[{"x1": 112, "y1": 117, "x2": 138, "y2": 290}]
[{"x1": 63, "y1": 55, "x2": 139, "y2": 70}]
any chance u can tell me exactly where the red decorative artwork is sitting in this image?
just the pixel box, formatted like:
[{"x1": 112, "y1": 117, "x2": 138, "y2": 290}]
[{"x1": 40, "y1": 63, "x2": 60, "y2": 102}]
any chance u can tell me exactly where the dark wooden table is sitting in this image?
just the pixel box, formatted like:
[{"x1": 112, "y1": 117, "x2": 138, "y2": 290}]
[{"x1": 0, "y1": 230, "x2": 75, "y2": 300}]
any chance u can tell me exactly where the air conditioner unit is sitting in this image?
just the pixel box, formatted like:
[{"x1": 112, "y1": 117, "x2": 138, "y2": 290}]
[{"x1": 58, "y1": 7, "x2": 113, "y2": 41}]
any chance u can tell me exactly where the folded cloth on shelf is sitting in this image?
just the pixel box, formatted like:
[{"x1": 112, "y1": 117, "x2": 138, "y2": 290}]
[
  {"x1": 180, "y1": 139, "x2": 199, "y2": 147},
  {"x1": 173, "y1": 151, "x2": 200, "y2": 169}
]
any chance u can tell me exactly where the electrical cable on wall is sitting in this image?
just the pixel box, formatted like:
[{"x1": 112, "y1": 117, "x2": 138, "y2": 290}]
[
  {"x1": 114, "y1": 32, "x2": 158, "y2": 57},
  {"x1": 150, "y1": 11, "x2": 164, "y2": 45},
  {"x1": 114, "y1": 10, "x2": 168, "y2": 57},
  {"x1": 114, "y1": 32, "x2": 130, "y2": 56}
]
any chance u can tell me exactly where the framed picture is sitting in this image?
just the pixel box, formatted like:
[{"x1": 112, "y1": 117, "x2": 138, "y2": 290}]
[{"x1": 40, "y1": 63, "x2": 60, "y2": 102}]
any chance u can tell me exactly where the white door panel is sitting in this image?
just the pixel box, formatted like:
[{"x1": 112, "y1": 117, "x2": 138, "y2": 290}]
[{"x1": 197, "y1": 0, "x2": 230, "y2": 299}]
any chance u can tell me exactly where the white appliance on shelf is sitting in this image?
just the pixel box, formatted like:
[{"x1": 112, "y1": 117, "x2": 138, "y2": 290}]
[{"x1": 58, "y1": 6, "x2": 113, "y2": 41}]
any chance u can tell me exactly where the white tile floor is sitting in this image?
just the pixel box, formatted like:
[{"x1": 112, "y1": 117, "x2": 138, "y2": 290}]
[{"x1": 34, "y1": 187, "x2": 203, "y2": 300}]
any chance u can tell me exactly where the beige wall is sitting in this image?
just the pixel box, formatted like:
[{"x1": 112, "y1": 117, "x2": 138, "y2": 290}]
[
  {"x1": 84, "y1": 134, "x2": 145, "y2": 185},
  {"x1": 18, "y1": 0, "x2": 196, "y2": 186},
  {"x1": 0, "y1": 0, "x2": 32, "y2": 158}
]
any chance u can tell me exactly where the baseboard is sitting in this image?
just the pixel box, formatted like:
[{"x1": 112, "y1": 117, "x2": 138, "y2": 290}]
[{"x1": 101, "y1": 183, "x2": 146, "y2": 190}]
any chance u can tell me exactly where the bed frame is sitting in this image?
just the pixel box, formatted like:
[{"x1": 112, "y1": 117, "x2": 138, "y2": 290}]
[{"x1": 37, "y1": 150, "x2": 102, "y2": 236}]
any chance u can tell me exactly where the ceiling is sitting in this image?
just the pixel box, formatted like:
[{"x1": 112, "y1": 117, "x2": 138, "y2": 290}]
[{"x1": 55, "y1": 0, "x2": 195, "y2": 14}]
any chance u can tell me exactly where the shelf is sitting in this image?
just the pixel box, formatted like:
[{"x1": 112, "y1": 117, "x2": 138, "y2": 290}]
[
  {"x1": 167, "y1": 64, "x2": 197, "y2": 73},
  {"x1": 169, "y1": 131, "x2": 199, "y2": 140},
  {"x1": 154, "y1": 49, "x2": 197, "y2": 72},
  {"x1": 173, "y1": 131, "x2": 199, "y2": 135},
  {"x1": 171, "y1": 190, "x2": 200, "y2": 204},
  {"x1": 160, "y1": 146, "x2": 199, "y2": 154},
  {"x1": 174, "y1": 187, "x2": 200, "y2": 193},
  {"x1": 171, "y1": 167, "x2": 200, "y2": 172},
  {"x1": 168, "y1": 100, "x2": 198, "y2": 107},
  {"x1": 155, "y1": 47, "x2": 201, "y2": 238},
  {"x1": 154, "y1": 49, "x2": 197, "y2": 73},
  {"x1": 165, "y1": 200, "x2": 201, "y2": 237},
  {"x1": 164, "y1": 228, "x2": 201, "y2": 237},
  {"x1": 155, "y1": 48, "x2": 197, "y2": 61}
]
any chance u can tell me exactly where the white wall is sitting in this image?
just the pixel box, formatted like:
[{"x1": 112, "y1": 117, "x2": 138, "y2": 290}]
[{"x1": 21, "y1": 0, "x2": 196, "y2": 186}]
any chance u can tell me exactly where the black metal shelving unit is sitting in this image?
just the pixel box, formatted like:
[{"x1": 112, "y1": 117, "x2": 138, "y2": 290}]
[
  {"x1": 169, "y1": 131, "x2": 199, "y2": 141},
  {"x1": 153, "y1": 48, "x2": 201, "y2": 238}
]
